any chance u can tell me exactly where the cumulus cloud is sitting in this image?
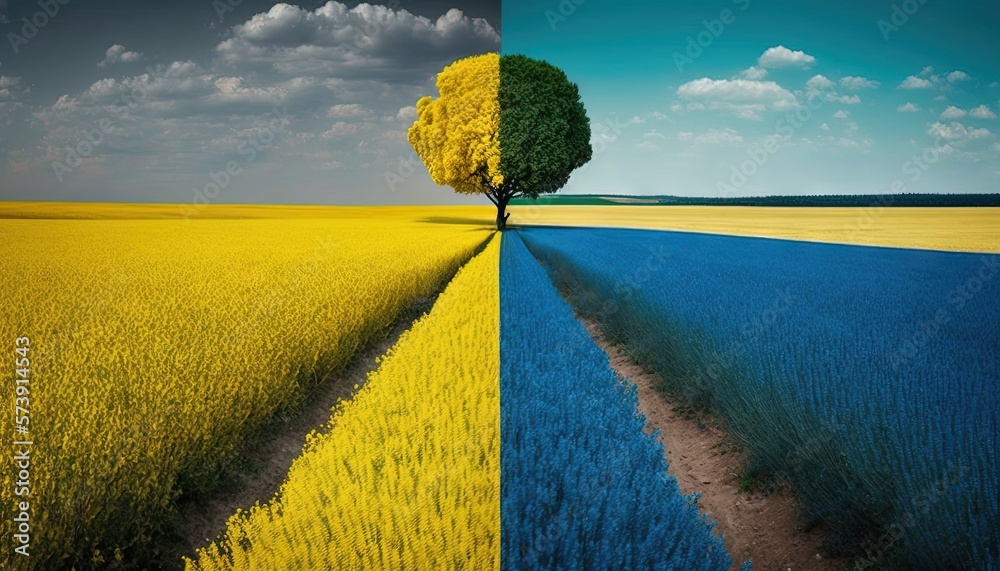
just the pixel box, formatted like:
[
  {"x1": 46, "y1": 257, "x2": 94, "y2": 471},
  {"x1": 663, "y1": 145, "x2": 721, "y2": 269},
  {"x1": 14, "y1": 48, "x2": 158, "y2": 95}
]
[
  {"x1": 806, "y1": 74, "x2": 835, "y2": 91},
  {"x1": 897, "y1": 102, "x2": 919, "y2": 112},
  {"x1": 98, "y1": 44, "x2": 144, "y2": 67},
  {"x1": 215, "y1": 2, "x2": 499, "y2": 81},
  {"x1": 677, "y1": 78, "x2": 797, "y2": 114},
  {"x1": 736, "y1": 66, "x2": 768, "y2": 80},
  {"x1": 940, "y1": 106, "x2": 967, "y2": 119},
  {"x1": 946, "y1": 71, "x2": 971, "y2": 83},
  {"x1": 927, "y1": 121, "x2": 991, "y2": 141},
  {"x1": 820, "y1": 123, "x2": 829, "y2": 130},
  {"x1": 829, "y1": 94, "x2": 861, "y2": 104},
  {"x1": 758, "y1": 45, "x2": 816, "y2": 69},
  {"x1": 0, "y1": 75, "x2": 29, "y2": 117},
  {"x1": 8, "y1": 2, "x2": 501, "y2": 201},
  {"x1": 833, "y1": 110, "x2": 849, "y2": 119},
  {"x1": 322, "y1": 121, "x2": 361, "y2": 139},
  {"x1": 899, "y1": 76, "x2": 935, "y2": 89},
  {"x1": 694, "y1": 128, "x2": 743, "y2": 145},
  {"x1": 840, "y1": 76, "x2": 879, "y2": 90},
  {"x1": 396, "y1": 105, "x2": 418, "y2": 121},
  {"x1": 833, "y1": 136, "x2": 874, "y2": 150},
  {"x1": 326, "y1": 103, "x2": 373, "y2": 119},
  {"x1": 805, "y1": 75, "x2": 861, "y2": 104},
  {"x1": 969, "y1": 104, "x2": 997, "y2": 119}
]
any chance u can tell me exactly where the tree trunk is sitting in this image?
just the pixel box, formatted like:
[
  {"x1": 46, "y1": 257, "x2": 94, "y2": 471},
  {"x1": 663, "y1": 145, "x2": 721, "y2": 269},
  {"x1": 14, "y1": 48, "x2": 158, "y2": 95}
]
[{"x1": 495, "y1": 197, "x2": 511, "y2": 231}]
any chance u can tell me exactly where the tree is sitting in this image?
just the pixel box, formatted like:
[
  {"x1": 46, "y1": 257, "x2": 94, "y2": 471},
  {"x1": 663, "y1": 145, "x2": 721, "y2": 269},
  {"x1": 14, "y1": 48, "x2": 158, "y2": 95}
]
[{"x1": 408, "y1": 53, "x2": 592, "y2": 230}]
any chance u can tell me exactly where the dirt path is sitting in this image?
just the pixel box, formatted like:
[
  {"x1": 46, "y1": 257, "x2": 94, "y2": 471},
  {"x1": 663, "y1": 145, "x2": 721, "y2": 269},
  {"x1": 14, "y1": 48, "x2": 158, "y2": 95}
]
[
  {"x1": 173, "y1": 296, "x2": 436, "y2": 566},
  {"x1": 579, "y1": 318, "x2": 846, "y2": 571}
]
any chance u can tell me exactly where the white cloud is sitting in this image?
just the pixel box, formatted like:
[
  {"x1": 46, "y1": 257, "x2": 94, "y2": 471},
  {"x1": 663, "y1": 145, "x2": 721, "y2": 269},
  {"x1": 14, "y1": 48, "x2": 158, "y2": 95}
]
[
  {"x1": 832, "y1": 136, "x2": 874, "y2": 150},
  {"x1": 396, "y1": 105, "x2": 418, "y2": 121},
  {"x1": 833, "y1": 110, "x2": 849, "y2": 119},
  {"x1": 946, "y1": 71, "x2": 971, "y2": 83},
  {"x1": 806, "y1": 74, "x2": 835, "y2": 91},
  {"x1": 940, "y1": 106, "x2": 967, "y2": 119},
  {"x1": 326, "y1": 103, "x2": 372, "y2": 119},
  {"x1": 98, "y1": 44, "x2": 143, "y2": 67},
  {"x1": 322, "y1": 121, "x2": 361, "y2": 139},
  {"x1": 829, "y1": 94, "x2": 861, "y2": 104},
  {"x1": 758, "y1": 45, "x2": 816, "y2": 69},
  {"x1": 736, "y1": 66, "x2": 768, "y2": 80},
  {"x1": 636, "y1": 141, "x2": 659, "y2": 151},
  {"x1": 990, "y1": 81, "x2": 999, "y2": 88},
  {"x1": 820, "y1": 122, "x2": 829, "y2": 131},
  {"x1": 677, "y1": 78, "x2": 797, "y2": 111},
  {"x1": 643, "y1": 130, "x2": 667, "y2": 140},
  {"x1": 676, "y1": 131, "x2": 694, "y2": 141},
  {"x1": 840, "y1": 76, "x2": 880, "y2": 90},
  {"x1": 969, "y1": 105, "x2": 997, "y2": 119},
  {"x1": 991, "y1": 142, "x2": 1000, "y2": 152},
  {"x1": 897, "y1": 102, "x2": 919, "y2": 112},
  {"x1": 215, "y1": 3, "x2": 499, "y2": 80},
  {"x1": 0, "y1": 2, "x2": 506, "y2": 204},
  {"x1": 694, "y1": 128, "x2": 743, "y2": 145},
  {"x1": 920, "y1": 66, "x2": 935, "y2": 76},
  {"x1": 899, "y1": 76, "x2": 934, "y2": 89},
  {"x1": 927, "y1": 121, "x2": 992, "y2": 141}
]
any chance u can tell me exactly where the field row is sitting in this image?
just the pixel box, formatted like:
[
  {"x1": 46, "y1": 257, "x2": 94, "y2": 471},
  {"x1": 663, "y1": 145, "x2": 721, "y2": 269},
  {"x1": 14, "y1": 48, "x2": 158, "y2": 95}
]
[
  {"x1": 0, "y1": 216, "x2": 492, "y2": 569},
  {"x1": 188, "y1": 237, "x2": 502, "y2": 570},
  {"x1": 500, "y1": 233, "x2": 738, "y2": 570},
  {"x1": 518, "y1": 226, "x2": 999, "y2": 570}
]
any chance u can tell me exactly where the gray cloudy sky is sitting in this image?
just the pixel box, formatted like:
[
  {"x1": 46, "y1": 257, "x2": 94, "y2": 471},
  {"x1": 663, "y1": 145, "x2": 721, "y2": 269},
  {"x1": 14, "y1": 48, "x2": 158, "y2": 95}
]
[{"x1": 0, "y1": 0, "x2": 500, "y2": 205}]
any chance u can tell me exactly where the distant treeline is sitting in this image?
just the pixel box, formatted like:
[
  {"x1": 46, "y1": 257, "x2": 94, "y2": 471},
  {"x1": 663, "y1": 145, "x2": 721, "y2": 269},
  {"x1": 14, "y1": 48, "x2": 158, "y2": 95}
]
[{"x1": 510, "y1": 193, "x2": 1000, "y2": 207}]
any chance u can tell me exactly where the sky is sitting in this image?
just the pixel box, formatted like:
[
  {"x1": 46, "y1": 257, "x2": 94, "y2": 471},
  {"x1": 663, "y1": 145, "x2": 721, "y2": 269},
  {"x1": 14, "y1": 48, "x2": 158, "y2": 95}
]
[
  {"x1": 0, "y1": 0, "x2": 500, "y2": 205},
  {"x1": 504, "y1": 0, "x2": 1000, "y2": 197},
  {"x1": 0, "y1": 1, "x2": 997, "y2": 204}
]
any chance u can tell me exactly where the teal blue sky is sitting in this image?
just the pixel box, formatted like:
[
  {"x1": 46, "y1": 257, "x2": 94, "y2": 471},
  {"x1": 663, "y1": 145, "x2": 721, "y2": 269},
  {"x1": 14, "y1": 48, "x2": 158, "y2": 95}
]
[{"x1": 503, "y1": 0, "x2": 1000, "y2": 196}]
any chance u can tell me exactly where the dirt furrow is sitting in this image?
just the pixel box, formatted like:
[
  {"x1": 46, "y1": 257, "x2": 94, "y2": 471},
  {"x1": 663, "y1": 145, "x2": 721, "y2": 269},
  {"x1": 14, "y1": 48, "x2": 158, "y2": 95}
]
[{"x1": 579, "y1": 317, "x2": 845, "y2": 571}]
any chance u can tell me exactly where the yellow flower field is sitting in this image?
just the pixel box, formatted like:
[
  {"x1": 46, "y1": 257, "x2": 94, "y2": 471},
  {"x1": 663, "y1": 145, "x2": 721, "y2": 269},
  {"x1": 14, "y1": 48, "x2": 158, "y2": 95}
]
[
  {"x1": 508, "y1": 205, "x2": 1000, "y2": 253},
  {"x1": 0, "y1": 209, "x2": 492, "y2": 569},
  {"x1": 187, "y1": 235, "x2": 501, "y2": 571}
]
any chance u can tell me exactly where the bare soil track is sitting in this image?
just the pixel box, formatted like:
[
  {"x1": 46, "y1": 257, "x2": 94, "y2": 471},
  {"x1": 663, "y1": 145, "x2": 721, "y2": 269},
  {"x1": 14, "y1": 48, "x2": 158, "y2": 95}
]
[
  {"x1": 580, "y1": 317, "x2": 847, "y2": 571},
  {"x1": 172, "y1": 295, "x2": 437, "y2": 567}
]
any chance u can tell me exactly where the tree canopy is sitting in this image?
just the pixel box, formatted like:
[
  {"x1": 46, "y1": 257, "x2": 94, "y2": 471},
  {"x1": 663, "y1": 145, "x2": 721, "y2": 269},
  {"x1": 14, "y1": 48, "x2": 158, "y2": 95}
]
[{"x1": 408, "y1": 53, "x2": 591, "y2": 230}]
